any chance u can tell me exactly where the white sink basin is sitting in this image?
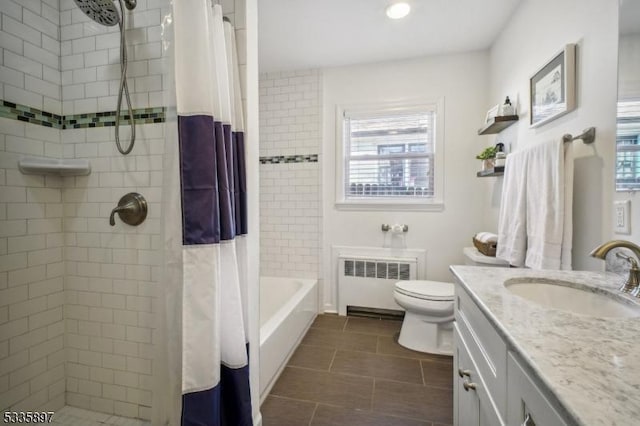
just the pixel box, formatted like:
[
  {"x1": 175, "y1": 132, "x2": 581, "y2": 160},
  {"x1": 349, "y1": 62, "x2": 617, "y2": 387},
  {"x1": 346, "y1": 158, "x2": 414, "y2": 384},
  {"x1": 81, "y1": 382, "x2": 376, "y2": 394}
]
[{"x1": 504, "y1": 278, "x2": 640, "y2": 318}]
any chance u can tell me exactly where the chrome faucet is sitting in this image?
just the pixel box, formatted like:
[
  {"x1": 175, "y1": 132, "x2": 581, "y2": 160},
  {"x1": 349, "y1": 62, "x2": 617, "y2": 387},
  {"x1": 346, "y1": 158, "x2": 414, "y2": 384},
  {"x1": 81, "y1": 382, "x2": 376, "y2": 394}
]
[{"x1": 590, "y1": 240, "x2": 640, "y2": 297}]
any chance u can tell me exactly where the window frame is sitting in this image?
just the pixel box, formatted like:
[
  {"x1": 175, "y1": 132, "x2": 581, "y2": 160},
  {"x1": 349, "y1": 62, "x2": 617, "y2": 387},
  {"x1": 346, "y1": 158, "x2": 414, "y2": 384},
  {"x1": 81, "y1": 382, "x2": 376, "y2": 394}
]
[{"x1": 334, "y1": 100, "x2": 445, "y2": 211}]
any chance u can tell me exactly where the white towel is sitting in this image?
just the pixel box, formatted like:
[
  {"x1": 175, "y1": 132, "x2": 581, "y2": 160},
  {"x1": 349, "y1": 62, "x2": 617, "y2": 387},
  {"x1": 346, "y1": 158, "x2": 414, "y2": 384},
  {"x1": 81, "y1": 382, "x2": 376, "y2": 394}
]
[
  {"x1": 496, "y1": 150, "x2": 528, "y2": 267},
  {"x1": 475, "y1": 232, "x2": 498, "y2": 243},
  {"x1": 524, "y1": 140, "x2": 573, "y2": 270},
  {"x1": 561, "y1": 143, "x2": 574, "y2": 270}
]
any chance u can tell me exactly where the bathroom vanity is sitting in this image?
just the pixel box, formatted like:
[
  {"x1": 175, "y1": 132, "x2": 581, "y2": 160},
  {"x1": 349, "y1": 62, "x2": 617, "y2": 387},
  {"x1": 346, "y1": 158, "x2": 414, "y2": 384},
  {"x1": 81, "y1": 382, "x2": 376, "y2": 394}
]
[{"x1": 449, "y1": 266, "x2": 640, "y2": 426}]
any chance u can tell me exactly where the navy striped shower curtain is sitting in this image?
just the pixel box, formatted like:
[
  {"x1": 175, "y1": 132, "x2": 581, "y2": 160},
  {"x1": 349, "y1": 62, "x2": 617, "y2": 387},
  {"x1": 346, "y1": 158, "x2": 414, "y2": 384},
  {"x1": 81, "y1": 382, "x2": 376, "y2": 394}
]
[{"x1": 171, "y1": 1, "x2": 251, "y2": 424}]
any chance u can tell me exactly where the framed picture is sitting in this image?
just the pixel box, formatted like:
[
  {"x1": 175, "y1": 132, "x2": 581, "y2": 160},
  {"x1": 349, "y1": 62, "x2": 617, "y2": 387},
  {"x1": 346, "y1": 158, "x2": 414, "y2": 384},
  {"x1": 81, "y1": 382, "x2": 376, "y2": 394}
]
[{"x1": 530, "y1": 44, "x2": 576, "y2": 128}]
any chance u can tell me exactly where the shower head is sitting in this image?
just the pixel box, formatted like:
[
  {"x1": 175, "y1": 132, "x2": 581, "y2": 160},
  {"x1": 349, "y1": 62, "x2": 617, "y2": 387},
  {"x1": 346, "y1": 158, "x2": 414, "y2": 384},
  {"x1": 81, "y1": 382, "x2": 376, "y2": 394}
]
[{"x1": 73, "y1": 0, "x2": 137, "y2": 27}]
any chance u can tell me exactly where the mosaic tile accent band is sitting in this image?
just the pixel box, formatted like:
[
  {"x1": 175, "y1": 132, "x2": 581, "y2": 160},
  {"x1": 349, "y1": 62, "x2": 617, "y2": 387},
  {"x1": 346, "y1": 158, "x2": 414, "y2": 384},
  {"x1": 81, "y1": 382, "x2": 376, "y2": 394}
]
[
  {"x1": 0, "y1": 100, "x2": 165, "y2": 129},
  {"x1": 64, "y1": 107, "x2": 165, "y2": 129},
  {"x1": 259, "y1": 154, "x2": 318, "y2": 164},
  {"x1": 0, "y1": 100, "x2": 62, "y2": 128}
]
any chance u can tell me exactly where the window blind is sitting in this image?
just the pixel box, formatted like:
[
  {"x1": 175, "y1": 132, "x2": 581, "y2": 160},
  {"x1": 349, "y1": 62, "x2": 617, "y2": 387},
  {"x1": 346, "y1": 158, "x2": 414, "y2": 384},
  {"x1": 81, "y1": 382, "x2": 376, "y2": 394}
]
[{"x1": 344, "y1": 110, "x2": 436, "y2": 199}]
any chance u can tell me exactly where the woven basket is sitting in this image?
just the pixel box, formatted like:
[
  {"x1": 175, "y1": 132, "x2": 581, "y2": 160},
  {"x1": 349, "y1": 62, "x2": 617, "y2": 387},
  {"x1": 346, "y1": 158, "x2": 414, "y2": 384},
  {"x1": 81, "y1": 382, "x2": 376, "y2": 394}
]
[{"x1": 472, "y1": 237, "x2": 497, "y2": 257}]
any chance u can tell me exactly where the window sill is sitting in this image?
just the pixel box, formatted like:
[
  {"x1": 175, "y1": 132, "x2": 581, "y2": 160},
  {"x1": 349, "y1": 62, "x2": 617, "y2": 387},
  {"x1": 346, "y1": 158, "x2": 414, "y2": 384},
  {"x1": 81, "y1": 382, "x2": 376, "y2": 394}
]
[{"x1": 335, "y1": 200, "x2": 445, "y2": 212}]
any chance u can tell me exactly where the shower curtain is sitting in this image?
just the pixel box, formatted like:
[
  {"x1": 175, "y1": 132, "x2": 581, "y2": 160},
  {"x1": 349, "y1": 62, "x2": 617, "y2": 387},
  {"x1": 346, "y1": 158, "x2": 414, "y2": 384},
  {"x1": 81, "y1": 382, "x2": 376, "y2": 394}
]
[{"x1": 170, "y1": 1, "x2": 251, "y2": 424}]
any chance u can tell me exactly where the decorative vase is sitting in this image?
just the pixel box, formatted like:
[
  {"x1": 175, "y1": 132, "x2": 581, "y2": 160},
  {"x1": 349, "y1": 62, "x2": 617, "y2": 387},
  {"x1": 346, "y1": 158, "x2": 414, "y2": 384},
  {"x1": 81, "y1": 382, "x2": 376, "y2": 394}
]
[{"x1": 482, "y1": 158, "x2": 495, "y2": 171}]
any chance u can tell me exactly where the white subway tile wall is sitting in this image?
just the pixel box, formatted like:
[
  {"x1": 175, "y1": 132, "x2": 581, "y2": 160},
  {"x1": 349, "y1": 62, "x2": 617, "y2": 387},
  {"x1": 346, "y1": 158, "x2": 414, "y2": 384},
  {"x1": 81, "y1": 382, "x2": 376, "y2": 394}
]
[
  {"x1": 62, "y1": 122, "x2": 164, "y2": 420},
  {"x1": 0, "y1": 0, "x2": 62, "y2": 114},
  {"x1": 0, "y1": 117, "x2": 65, "y2": 413},
  {"x1": 259, "y1": 70, "x2": 321, "y2": 158},
  {"x1": 57, "y1": 0, "x2": 172, "y2": 418},
  {"x1": 0, "y1": 0, "x2": 64, "y2": 411},
  {"x1": 259, "y1": 70, "x2": 322, "y2": 280},
  {"x1": 58, "y1": 0, "x2": 166, "y2": 116}
]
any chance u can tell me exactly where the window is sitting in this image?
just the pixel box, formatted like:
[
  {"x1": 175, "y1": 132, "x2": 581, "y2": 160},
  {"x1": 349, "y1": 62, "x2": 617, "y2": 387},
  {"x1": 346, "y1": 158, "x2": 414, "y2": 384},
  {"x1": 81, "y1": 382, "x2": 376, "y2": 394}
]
[
  {"x1": 616, "y1": 100, "x2": 640, "y2": 191},
  {"x1": 336, "y1": 101, "x2": 444, "y2": 210}
]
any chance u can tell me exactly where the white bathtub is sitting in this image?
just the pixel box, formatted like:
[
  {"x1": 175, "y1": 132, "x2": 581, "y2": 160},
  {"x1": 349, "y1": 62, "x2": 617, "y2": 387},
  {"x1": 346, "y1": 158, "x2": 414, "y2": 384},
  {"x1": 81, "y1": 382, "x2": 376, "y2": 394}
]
[{"x1": 259, "y1": 276, "x2": 318, "y2": 401}]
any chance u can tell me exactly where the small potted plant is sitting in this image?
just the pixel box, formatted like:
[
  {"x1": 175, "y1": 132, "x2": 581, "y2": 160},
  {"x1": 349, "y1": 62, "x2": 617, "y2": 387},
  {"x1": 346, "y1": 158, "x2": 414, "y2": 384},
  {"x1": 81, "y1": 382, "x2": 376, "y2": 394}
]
[{"x1": 476, "y1": 146, "x2": 497, "y2": 171}]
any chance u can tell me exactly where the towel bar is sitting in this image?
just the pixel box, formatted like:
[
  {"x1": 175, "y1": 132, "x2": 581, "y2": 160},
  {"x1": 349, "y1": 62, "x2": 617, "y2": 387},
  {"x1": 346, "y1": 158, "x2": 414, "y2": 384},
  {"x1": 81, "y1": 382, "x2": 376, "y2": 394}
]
[{"x1": 562, "y1": 127, "x2": 596, "y2": 144}]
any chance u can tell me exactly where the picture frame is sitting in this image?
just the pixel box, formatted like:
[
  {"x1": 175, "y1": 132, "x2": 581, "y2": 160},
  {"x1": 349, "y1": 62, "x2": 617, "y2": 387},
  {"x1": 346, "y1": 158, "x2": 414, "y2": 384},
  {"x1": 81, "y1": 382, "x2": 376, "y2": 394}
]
[
  {"x1": 529, "y1": 43, "x2": 576, "y2": 128},
  {"x1": 485, "y1": 104, "x2": 500, "y2": 123}
]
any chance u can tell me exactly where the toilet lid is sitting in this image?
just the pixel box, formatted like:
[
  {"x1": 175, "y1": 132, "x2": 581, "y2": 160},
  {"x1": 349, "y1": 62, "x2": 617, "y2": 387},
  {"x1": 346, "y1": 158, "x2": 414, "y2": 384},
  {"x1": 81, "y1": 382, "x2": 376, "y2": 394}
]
[{"x1": 395, "y1": 280, "x2": 455, "y2": 301}]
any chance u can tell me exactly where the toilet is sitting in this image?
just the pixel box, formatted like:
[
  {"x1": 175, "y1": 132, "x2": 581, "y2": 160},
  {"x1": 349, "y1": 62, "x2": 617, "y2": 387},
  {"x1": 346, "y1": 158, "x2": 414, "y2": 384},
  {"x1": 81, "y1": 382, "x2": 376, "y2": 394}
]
[
  {"x1": 394, "y1": 280, "x2": 455, "y2": 354},
  {"x1": 393, "y1": 247, "x2": 508, "y2": 355}
]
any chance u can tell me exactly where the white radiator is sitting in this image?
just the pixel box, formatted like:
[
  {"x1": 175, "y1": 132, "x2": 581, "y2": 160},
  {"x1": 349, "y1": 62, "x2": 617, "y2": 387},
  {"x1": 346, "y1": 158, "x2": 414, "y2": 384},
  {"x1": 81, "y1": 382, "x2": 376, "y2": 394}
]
[{"x1": 338, "y1": 255, "x2": 417, "y2": 315}]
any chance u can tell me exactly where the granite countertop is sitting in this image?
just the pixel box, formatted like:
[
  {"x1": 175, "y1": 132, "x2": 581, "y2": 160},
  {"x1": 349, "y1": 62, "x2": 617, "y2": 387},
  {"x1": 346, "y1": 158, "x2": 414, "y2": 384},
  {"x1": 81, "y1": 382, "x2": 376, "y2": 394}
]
[{"x1": 449, "y1": 266, "x2": 640, "y2": 426}]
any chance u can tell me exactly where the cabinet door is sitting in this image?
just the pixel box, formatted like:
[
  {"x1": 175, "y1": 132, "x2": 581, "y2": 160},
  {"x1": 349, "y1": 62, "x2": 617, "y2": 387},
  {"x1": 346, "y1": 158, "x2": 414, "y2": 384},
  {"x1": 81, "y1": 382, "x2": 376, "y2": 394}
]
[
  {"x1": 454, "y1": 325, "x2": 479, "y2": 426},
  {"x1": 507, "y1": 352, "x2": 568, "y2": 426},
  {"x1": 455, "y1": 323, "x2": 505, "y2": 426},
  {"x1": 457, "y1": 375, "x2": 480, "y2": 426}
]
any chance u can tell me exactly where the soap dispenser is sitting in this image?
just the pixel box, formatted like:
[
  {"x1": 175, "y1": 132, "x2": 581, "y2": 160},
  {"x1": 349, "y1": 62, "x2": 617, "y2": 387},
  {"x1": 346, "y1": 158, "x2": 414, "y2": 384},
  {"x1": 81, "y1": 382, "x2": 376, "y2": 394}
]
[
  {"x1": 501, "y1": 96, "x2": 514, "y2": 116},
  {"x1": 495, "y1": 143, "x2": 506, "y2": 167}
]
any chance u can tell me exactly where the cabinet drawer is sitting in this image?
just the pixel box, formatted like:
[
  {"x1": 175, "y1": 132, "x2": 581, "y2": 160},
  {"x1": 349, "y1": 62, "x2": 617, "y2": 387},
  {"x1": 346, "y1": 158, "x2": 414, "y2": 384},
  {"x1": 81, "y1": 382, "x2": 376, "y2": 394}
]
[
  {"x1": 454, "y1": 323, "x2": 505, "y2": 426},
  {"x1": 507, "y1": 352, "x2": 567, "y2": 426},
  {"x1": 455, "y1": 282, "x2": 507, "y2": 419}
]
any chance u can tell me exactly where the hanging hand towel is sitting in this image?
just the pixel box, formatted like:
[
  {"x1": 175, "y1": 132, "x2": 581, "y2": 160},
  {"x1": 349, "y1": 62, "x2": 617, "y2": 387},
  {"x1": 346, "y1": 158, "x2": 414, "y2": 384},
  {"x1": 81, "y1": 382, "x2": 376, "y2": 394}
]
[
  {"x1": 561, "y1": 142, "x2": 574, "y2": 270},
  {"x1": 496, "y1": 150, "x2": 528, "y2": 267},
  {"x1": 524, "y1": 139, "x2": 573, "y2": 270}
]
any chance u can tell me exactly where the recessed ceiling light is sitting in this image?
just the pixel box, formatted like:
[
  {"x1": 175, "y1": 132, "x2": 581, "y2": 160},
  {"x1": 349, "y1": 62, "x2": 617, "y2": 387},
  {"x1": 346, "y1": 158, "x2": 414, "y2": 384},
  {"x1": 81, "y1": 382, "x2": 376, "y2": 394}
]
[{"x1": 386, "y1": 2, "x2": 411, "y2": 20}]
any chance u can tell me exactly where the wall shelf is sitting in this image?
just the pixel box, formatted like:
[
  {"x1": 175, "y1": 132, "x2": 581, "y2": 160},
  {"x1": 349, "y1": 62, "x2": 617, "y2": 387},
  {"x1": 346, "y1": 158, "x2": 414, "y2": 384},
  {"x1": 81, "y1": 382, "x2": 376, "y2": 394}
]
[
  {"x1": 478, "y1": 115, "x2": 519, "y2": 135},
  {"x1": 477, "y1": 166, "x2": 504, "y2": 177},
  {"x1": 18, "y1": 156, "x2": 91, "y2": 176}
]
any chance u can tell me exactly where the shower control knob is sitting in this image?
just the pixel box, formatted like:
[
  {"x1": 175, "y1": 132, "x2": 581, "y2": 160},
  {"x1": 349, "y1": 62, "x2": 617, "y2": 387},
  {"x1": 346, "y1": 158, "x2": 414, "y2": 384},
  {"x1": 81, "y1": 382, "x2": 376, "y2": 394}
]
[{"x1": 109, "y1": 192, "x2": 147, "y2": 226}]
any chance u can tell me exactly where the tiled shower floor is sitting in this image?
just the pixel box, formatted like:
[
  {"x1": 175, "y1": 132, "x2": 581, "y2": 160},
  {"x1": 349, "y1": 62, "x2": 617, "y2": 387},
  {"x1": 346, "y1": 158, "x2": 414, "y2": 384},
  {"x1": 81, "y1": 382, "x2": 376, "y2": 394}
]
[
  {"x1": 261, "y1": 314, "x2": 454, "y2": 426},
  {"x1": 51, "y1": 406, "x2": 149, "y2": 426}
]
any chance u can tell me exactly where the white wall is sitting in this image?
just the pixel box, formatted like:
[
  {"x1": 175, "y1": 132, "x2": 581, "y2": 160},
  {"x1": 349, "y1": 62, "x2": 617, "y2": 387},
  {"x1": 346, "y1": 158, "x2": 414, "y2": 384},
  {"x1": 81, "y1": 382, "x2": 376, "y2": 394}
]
[
  {"x1": 321, "y1": 52, "x2": 490, "y2": 312},
  {"x1": 482, "y1": 0, "x2": 619, "y2": 270},
  {"x1": 59, "y1": 0, "x2": 165, "y2": 116},
  {"x1": 0, "y1": 119, "x2": 66, "y2": 413},
  {"x1": 259, "y1": 70, "x2": 322, "y2": 280},
  {"x1": 0, "y1": 0, "x2": 61, "y2": 114},
  {"x1": 0, "y1": 0, "x2": 65, "y2": 413},
  {"x1": 58, "y1": 0, "x2": 169, "y2": 418}
]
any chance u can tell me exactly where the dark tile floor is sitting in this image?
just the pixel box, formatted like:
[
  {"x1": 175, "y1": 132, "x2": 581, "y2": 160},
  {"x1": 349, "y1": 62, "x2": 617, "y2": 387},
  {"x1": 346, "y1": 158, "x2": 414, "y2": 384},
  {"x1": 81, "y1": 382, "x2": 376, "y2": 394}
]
[{"x1": 262, "y1": 314, "x2": 454, "y2": 426}]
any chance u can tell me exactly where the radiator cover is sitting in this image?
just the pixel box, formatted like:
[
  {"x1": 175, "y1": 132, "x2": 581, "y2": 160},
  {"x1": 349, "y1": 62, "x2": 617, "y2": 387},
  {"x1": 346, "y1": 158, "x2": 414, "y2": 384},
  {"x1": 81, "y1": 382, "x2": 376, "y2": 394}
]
[{"x1": 338, "y1": 255, "x2": 417, "y2": 315}]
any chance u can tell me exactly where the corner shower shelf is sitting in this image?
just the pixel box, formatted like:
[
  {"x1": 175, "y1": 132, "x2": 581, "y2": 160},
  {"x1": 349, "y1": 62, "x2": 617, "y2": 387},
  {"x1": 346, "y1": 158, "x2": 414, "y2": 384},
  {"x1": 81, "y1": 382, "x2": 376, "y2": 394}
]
[
  {"x1": 18, "y1": 156, "x2": 91, "y2": 176},
  {"x1": 478, "y1": 115, "x2": 519, "y2": 135}
]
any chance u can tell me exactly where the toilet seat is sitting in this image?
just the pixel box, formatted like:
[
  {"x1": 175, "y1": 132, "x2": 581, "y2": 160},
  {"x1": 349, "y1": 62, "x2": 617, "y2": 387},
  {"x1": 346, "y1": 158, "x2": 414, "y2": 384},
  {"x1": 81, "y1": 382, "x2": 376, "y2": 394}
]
[{"x1": 394, "y1": 280, "x2": 454, "y2": 301}]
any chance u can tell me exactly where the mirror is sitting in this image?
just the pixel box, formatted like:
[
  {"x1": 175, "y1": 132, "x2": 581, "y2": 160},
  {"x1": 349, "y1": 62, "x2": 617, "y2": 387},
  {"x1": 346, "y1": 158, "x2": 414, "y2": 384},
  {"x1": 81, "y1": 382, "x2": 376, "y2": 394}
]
[{"x1": 616, "y1": 0, "x2": 640, "y2": 191}]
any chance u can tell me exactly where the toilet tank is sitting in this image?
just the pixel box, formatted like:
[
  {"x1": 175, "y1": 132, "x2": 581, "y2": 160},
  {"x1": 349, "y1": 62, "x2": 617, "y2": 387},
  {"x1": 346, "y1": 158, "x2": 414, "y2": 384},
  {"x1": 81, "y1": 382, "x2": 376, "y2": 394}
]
[{"x1": 463, "y1": 247, "x2": 509, "y2": 267}]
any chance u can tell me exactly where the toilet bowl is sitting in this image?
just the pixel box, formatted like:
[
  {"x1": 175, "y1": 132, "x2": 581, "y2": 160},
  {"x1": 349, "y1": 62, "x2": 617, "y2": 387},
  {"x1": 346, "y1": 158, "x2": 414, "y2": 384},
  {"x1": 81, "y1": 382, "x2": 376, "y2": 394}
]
[
  {"x1": 394, "y1": 247, "x2": 508, "y2": 355},
  {"x1": 393, "y1": 280, "x2": 455, "y2": 355}
]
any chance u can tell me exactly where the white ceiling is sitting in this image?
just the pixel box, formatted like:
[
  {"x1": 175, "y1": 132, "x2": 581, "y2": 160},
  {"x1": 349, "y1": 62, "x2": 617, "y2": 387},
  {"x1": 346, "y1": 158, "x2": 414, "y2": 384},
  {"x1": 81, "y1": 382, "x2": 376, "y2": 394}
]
[{"x1": 258, "y1": 0, "x2": 523, "y2": 73}]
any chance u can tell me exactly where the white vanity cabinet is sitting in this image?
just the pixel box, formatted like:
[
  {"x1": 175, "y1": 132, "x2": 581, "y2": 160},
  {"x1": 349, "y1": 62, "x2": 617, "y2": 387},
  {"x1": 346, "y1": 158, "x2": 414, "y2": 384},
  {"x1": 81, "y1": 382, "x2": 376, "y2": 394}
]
[{"x1": 454, "y1": 283, "x2": 571, "y2": 426}]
